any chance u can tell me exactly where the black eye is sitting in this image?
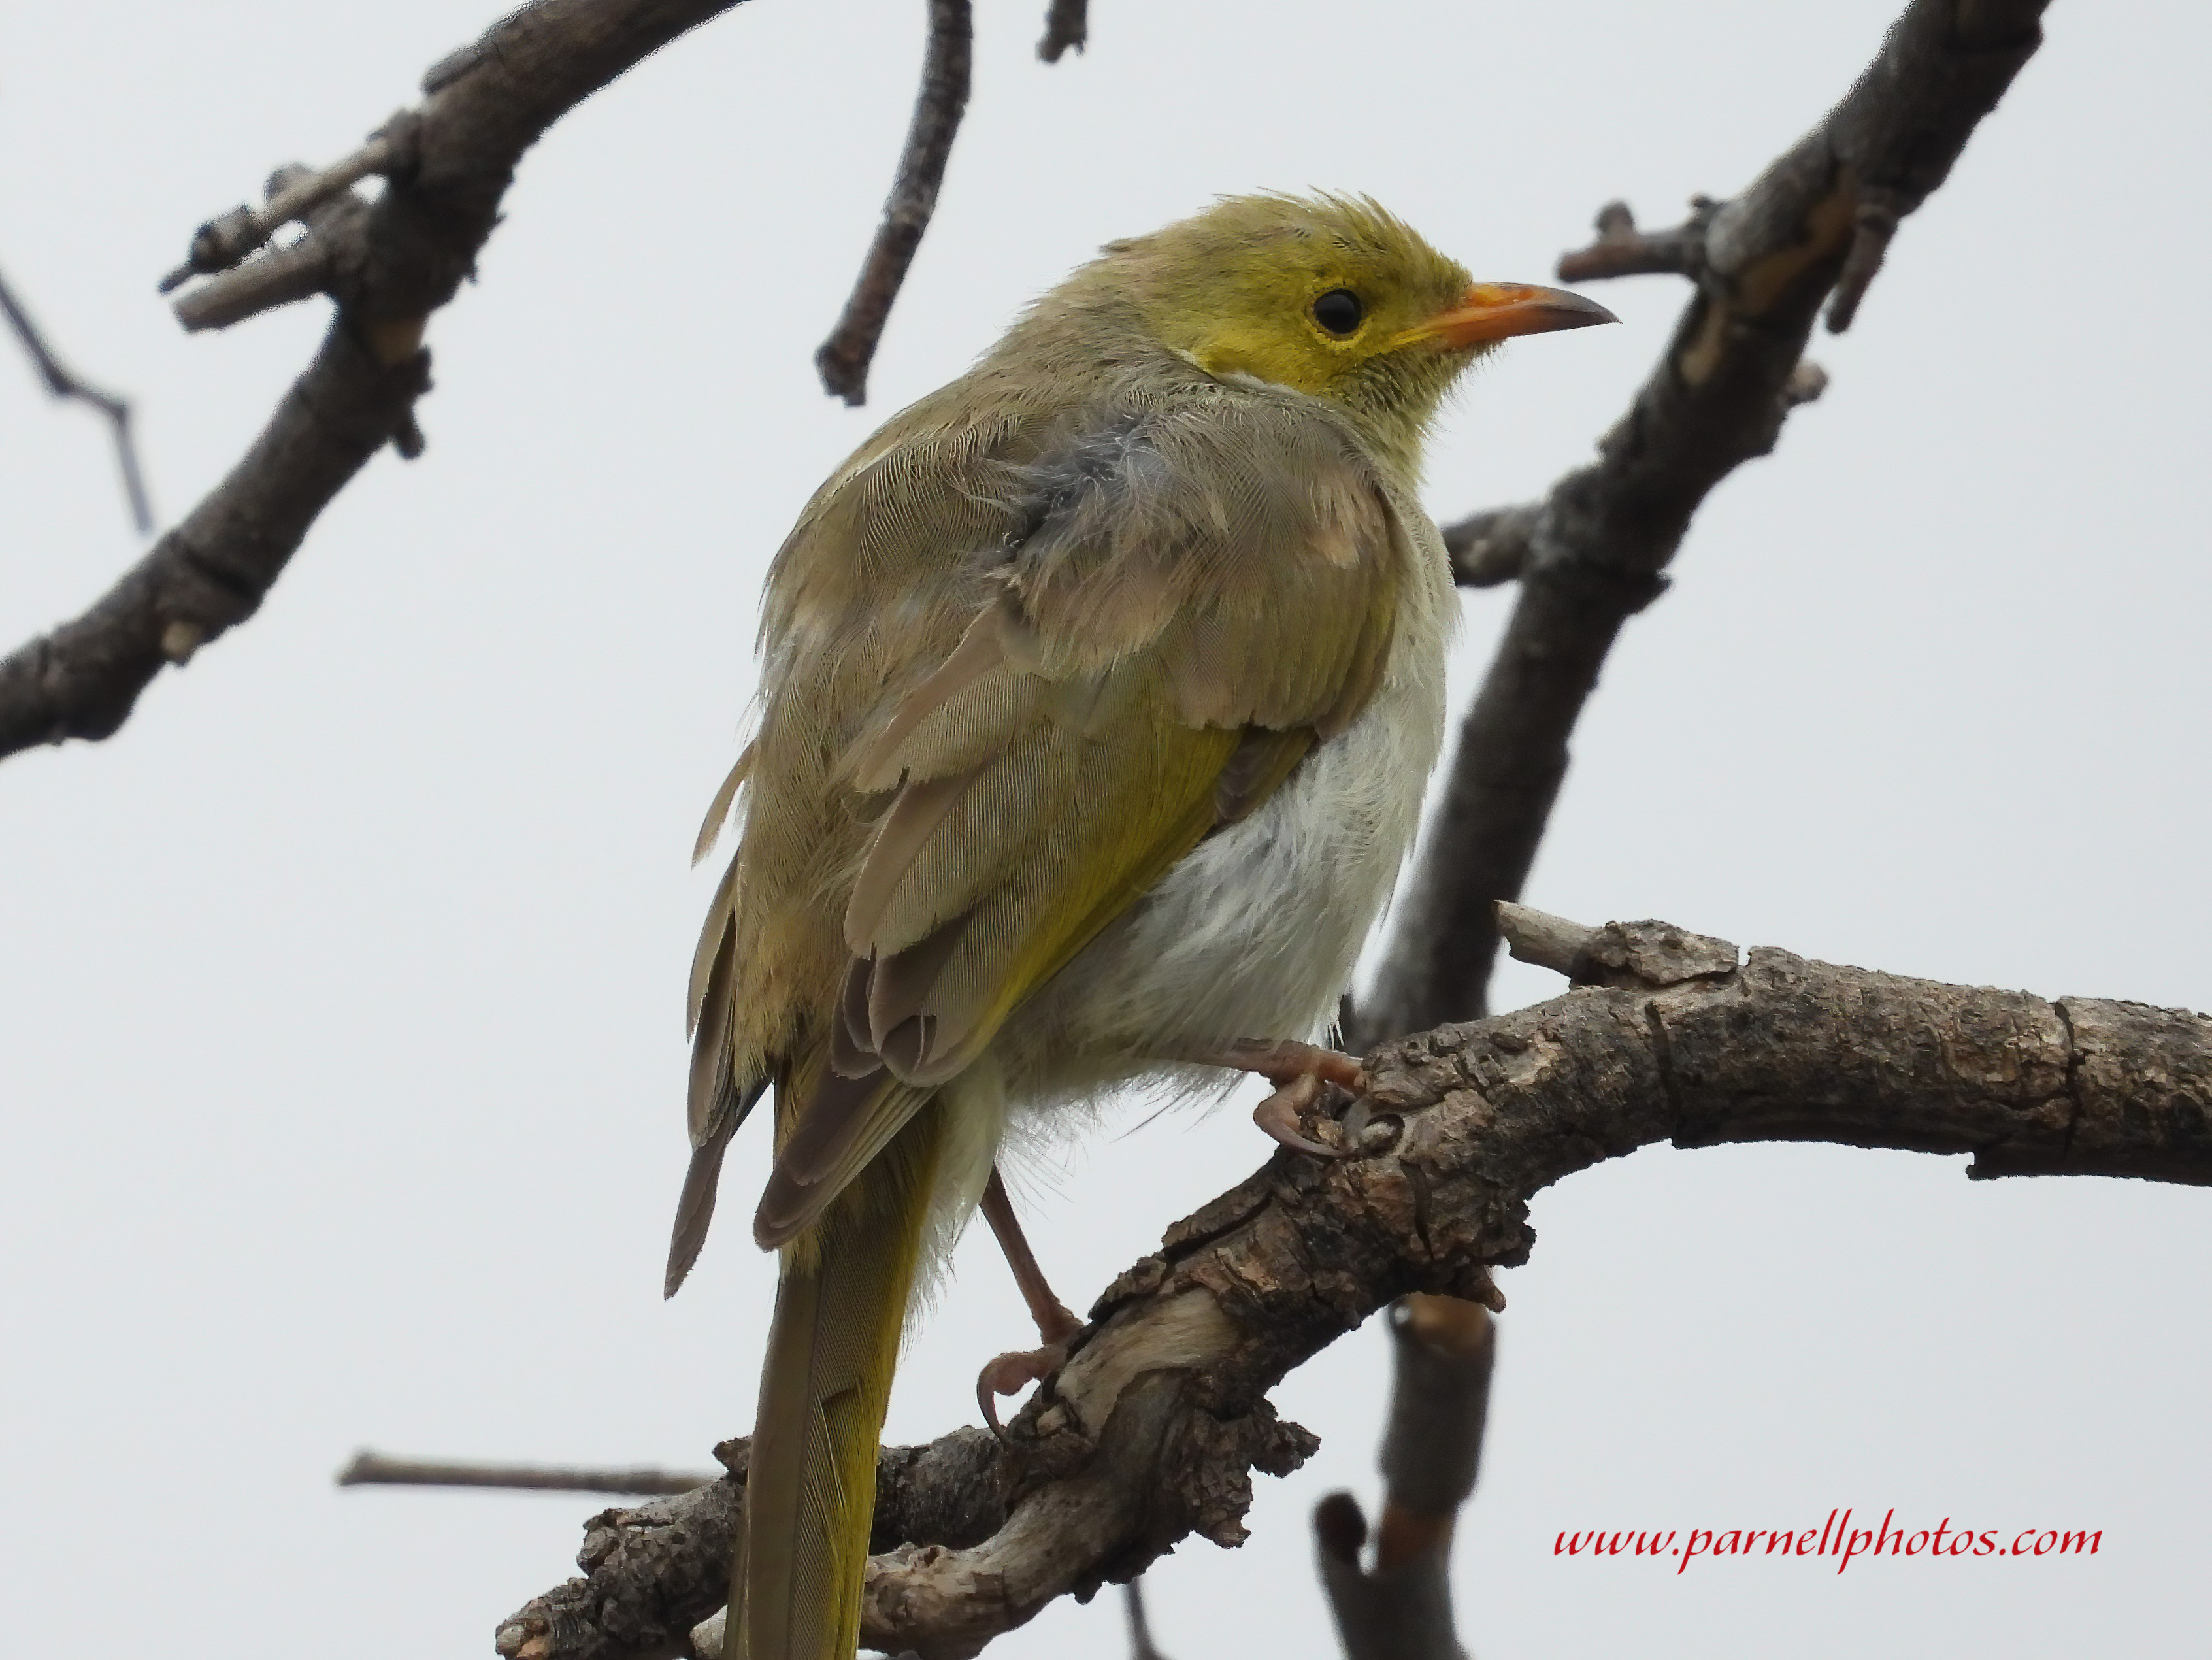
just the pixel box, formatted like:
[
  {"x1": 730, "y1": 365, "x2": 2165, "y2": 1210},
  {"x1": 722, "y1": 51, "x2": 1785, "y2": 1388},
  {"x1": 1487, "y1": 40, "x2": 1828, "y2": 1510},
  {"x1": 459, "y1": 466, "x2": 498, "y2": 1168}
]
[{"x1": 1312, "y1": 288, "x2": 1364, "y2": 337}]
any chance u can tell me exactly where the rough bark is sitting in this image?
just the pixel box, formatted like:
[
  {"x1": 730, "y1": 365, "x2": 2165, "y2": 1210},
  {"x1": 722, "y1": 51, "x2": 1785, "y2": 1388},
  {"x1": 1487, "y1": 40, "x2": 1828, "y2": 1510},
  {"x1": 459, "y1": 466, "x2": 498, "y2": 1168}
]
[
  {"x1": 501, "y1": 915, "x2": 2212, "y2": 1660},
  {"x1": 1357, "y1": 0, "x2": 2053, "y2": 1044}
]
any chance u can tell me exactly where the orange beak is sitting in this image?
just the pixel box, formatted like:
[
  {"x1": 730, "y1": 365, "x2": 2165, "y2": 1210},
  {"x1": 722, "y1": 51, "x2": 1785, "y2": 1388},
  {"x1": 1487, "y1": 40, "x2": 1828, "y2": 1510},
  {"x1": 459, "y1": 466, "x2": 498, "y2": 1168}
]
[{"x1": 1399, "y1": 282, "x2": 1618, "y2": 350}]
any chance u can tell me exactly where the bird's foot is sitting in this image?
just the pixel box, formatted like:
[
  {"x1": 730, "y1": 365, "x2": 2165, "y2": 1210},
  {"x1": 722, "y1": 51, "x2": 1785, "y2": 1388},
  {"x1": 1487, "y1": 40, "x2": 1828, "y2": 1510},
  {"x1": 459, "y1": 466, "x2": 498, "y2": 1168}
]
[
  {"x1": 1253, "y1": 1070, "x2": 1354, "y2": 1158},
  {"x1": 976, "y1": 1301, "x2": 1082, "y2": 1438},
  {"x1": 1188, "y1": 1039, "x2": 1368, "y2": 1159},
  {"x1": 978, "y1": 1169, "x2": 1083, "y2": 1438}
]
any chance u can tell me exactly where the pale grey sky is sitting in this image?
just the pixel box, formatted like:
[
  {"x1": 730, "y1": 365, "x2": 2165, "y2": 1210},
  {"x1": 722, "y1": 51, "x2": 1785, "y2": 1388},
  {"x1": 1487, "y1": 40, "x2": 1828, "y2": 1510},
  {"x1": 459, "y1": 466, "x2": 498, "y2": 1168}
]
[{"x1": 3, "y1": 3, "x2": 2207, "y2": 1656}]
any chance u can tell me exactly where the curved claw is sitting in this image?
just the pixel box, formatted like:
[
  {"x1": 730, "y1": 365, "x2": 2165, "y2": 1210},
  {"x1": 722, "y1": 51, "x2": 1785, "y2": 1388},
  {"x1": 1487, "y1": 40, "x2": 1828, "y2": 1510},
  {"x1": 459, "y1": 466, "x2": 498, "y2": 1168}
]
[
  {"x1": 1253, "y1": 1071, "x2": 1357, "y2": 1160},
  {"x1": 976, "y1": 1340, "x2": 1070, "y2": 1438}
]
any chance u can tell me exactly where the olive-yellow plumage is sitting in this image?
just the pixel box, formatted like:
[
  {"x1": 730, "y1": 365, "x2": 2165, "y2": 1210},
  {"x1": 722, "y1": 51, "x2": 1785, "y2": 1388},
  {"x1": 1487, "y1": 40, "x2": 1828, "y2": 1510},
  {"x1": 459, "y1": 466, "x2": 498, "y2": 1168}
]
[{"x1": 670, "y1": 193, "x2": 1611, "y2": 1660}]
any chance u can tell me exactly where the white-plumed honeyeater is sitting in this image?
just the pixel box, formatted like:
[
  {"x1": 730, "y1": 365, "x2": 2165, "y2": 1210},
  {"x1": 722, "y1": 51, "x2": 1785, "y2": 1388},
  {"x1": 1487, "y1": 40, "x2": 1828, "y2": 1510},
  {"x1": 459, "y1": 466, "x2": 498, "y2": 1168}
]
[{"x1": 668, "y1": 192, "x2": 1613, "y2": 1660}]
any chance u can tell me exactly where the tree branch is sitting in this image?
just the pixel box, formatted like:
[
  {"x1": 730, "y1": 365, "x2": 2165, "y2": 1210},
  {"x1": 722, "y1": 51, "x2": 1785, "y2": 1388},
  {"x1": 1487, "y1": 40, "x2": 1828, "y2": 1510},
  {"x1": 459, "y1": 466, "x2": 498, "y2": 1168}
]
[
  {"x1": 336, "y1": 1451, "x2": 716, "y2": 1497},
  {"x1": 502, "y1": 910, "x2": 2211, "y2": 1660},
  {"x1": 815, "y1": 0, "x2": 973, "y2": 405},
  {"x1": 0, "y1": 261, "x2": 153, "y2": 533},
  {"x1": 1038, "y1": 0, "x2": 1089, "y2": 63},
  {"x1": 0, "y1": 0, "x2": 748, "y2": 765},
  {"x1": 1357, "y1": 0, "x2": 2050, "y2": 1045},
  {"x1": 1121, "y1": 1576, "x2": 1170, "y2": 1660},
  {"x1": 1315, "y1": 1294, "x2": 1493, "y2": 1660}
]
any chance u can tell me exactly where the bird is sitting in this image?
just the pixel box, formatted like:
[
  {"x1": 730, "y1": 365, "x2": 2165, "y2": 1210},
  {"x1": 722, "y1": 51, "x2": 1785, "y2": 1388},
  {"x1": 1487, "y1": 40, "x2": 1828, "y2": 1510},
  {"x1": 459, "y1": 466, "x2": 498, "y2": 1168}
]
[{"x1": 668, "y1": 191, "x2": 1613, "y2": 1660}]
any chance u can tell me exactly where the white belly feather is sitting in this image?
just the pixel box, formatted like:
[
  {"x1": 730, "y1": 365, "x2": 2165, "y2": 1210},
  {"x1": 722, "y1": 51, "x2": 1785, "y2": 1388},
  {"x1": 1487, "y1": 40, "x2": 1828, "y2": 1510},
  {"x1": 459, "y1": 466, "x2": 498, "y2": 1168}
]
[
  {"x1": 991, "y1": 576, "x2": 1450, "y2": 1120},
  {"x1": 919, "y1": 508, "x2": 1453, "y2": 1271},
  {"x1": 1068, "y1": 672, "x2": 1442, "y2": 1059}
]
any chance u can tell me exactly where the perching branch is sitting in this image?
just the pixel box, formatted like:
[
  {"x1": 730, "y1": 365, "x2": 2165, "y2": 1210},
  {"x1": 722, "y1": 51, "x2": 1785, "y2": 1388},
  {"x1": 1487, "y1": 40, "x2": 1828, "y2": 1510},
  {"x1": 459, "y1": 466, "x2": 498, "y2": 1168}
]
[
  {"x1": 337, "y1": 1451, "x2": 716, "y2": 1497},
  {"x1": 503, "y1": 907, "x2": 2212, "y2": 1660},
  {"x1": 815, "y1": 0, "x2": 973, "y2": 405},
  {"x1": 0, "y1": 262, "x2": 153, "y2": 533},
  {"x1": 0, "y1": 0, "x2": 751, "y2": 765},
  {"x1": 1358, "y1": 0, "x2": 2051, "y2": 1044}
]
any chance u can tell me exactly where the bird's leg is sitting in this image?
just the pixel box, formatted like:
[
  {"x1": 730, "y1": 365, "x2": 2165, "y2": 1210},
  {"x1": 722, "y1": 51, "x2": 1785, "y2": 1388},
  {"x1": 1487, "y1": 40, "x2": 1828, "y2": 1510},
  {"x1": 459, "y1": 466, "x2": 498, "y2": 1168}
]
[
  {"x1": 1183, "y1": 1038, "x2": 1367, "y2": 1159},
  {"x1": 975, "y1": 1167, "x2": 1083, "y2": 1436}
]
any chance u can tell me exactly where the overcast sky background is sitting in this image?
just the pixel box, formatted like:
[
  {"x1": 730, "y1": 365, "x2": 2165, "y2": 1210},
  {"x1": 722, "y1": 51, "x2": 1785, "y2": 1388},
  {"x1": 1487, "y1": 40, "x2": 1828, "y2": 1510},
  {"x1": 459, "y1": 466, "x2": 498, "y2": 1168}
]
[{"x1": 4, "y1": 2, "x2": 2208, "y2": 1655}]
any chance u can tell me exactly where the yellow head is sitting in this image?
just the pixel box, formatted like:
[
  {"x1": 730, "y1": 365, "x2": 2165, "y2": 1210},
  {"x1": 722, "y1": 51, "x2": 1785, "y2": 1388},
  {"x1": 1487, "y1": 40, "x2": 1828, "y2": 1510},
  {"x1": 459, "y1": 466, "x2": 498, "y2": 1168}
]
[{"x1": 1098, "y1": 193, "x2": 1613, "y2": 439}]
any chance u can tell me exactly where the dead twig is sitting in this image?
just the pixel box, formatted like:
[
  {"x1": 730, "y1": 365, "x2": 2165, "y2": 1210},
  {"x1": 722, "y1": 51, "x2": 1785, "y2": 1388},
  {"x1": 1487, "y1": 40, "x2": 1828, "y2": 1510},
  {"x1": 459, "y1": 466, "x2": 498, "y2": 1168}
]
[
  {"x1": 0, "y1": 263, "x2": 153, "y2": 533},
  {"x1": 156, "y1": 118, "x2": 413, "y2": 297},
  {"x1": 815, "y1": 0, "x2": 973, "y2": 405},
  {"x1": 1038, "y1": 0, "x2": 1088, "y2": 62},
  {"x1": 336, "y1": 1451, "x2": 716, "y2": 1497},
  {"x1": 1554, "y1": 198, "x2": 1714, "y2": 284}
]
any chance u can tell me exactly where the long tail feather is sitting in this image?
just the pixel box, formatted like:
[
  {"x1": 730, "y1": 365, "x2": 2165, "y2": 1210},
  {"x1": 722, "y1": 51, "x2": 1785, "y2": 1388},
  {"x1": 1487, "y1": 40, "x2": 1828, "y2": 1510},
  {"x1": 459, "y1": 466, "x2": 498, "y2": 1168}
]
[{"x1": 735, "y1": 1101, "x2": 941, "y2": 1660}]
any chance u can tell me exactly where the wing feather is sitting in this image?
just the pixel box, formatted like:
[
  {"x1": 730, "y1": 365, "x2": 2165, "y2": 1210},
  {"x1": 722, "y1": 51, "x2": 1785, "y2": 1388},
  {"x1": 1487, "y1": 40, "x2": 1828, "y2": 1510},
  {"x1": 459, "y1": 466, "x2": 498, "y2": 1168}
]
[{"x1": 744, "y1": 382, "x2": 1417, "y2": 1244}]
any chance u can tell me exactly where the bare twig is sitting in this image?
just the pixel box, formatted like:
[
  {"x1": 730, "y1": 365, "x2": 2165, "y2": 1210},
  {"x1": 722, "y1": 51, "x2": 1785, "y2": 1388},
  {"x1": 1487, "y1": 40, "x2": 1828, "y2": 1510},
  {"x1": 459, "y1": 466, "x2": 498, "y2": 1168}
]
[
  {"x1": 1315, "y1": 1295, "x2": 1493, "y2": 1660},
  {"x1": 1357, "y1": 0, "x2": 2049, "y2": 1045},
  {"x1": 1123, "y1": 1577, "x2": 1171, "y2": 1660},
  {"x1": 337, "y1": 1450, "x2": 716, "y2": 1496},
  {"x1": 171, "y1": 164, "x2": 374, "y2": 335},
  {"x1": 0, "y1": 263, "x2": 153, "y2": 533},
  {"x1": 505, "y1": 912, "x2": 2212, "y2": 1659},
  {"x1": 815, "y1": 0, "x2": 973, "y2": 405},
  {"x1": 1554, "y1": 198, "x2": 1713, "y2": 284},
  {"x1": 1492, "y1": 899, "x2": 1597, "y2": 978},
  {"x1": 156, "y1": 120, "x2": 410, "y2": 295},
  {"x1": 1038, "y1": 0, "x2": 1089, "y2": 62},
  {"x1": 0, "y1": 0, "x2": 750, "y2": 765}
]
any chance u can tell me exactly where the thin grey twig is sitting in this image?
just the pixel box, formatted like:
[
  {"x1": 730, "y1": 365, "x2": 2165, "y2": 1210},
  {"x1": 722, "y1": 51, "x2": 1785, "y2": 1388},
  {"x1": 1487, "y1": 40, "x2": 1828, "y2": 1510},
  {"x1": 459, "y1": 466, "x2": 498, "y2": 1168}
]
[
  {"x1": 1123, "y1": 1577, "x2": 1171, "y2": 1660},
  {"x1": 1039, "y1": 0, "x2": 1089, "y2": 61},
  {"x1": 0, "y1": 263, "x2": 153, "y2": 533},
  {"x1": 815, "y1": 0, "x2": 972, "y2": 404},
  {"x1": 337, "y1": 1450, "x2": 716, "y2": 1497}
]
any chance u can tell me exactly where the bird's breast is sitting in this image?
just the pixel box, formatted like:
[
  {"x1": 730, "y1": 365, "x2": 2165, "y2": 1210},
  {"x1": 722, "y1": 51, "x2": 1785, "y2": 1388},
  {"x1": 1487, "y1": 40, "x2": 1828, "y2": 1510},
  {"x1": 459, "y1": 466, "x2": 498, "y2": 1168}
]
[{"x1": 1008, "y1": 633, "x2": 1449, "y2": 1097}]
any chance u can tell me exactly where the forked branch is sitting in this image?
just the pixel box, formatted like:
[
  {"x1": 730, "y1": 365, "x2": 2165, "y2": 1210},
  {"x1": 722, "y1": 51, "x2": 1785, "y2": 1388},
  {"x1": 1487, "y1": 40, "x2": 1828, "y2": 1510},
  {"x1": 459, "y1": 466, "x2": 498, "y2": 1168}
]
[{"x1": 1361, "y1": 0, "x2": 2052, "y2": 1042}]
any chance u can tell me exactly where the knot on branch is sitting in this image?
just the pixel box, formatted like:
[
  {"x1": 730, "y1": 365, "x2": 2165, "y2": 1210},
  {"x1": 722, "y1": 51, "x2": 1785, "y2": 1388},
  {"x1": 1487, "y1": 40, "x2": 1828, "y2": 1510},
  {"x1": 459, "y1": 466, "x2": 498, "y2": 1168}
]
[
  {"x1": 1576, "y1": 919, "x2": 1742, "y2": 989},
  {"x1": 1441, "y1": 502, "x2": 1539, "y2": 588},
  {"x1": 1826, "y1": 186, "x2": 1902, "y2": 332},
  {"x1": 1496, "y1": 903, "x2": 1739, "y2": 989}
]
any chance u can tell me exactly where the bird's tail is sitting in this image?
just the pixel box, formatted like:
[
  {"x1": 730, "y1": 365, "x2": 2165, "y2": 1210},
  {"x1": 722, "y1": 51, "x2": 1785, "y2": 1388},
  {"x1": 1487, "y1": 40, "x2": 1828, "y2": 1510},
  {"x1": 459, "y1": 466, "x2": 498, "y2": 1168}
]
[{"x1": 733, "y1": 1101, "x2": 942, "y2": 1660}]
